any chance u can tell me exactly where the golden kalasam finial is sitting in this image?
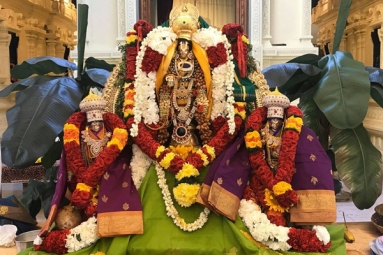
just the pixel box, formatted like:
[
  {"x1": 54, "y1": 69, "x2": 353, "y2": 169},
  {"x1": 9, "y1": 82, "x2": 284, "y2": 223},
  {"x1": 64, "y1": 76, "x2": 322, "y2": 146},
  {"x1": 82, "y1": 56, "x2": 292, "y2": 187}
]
[{"x1": 169, "y1": 3, "x2": 200, "y2": 40}]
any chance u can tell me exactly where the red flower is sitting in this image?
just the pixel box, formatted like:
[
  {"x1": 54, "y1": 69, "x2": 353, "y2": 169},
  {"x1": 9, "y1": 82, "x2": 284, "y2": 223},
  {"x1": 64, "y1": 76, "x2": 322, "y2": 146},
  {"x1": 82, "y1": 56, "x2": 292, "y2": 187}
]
[
  {"x1": 40, "y1": 229, "x2": 70, "y2": 254},
  {"x1": 133, "y1": 20, "x2": 153, "y2": 38},
  {"x1": 141, "y1": 47, "x2": 163, "y2": 73},
  {"x1": 287, "y1": 228, "x2": 331, "y2": 252},
  {"x1": 71, "y1": 189, "x2": 92, "y2": 209},
  {"x1": 206, "y1": 43, "x2": 227, "y2": 68},
  {"x1": 126, "y1": 46, "x2": 138, "y2": 80},
  {"x1": 85, "y1": 203, "x2": 97, "y2": 218},
  {"x1": 222, "y1": 23, "x2": 244, "y2": 40},
  {"x1": 275, "y1": 189, "x2": 298, "y2": 208},
  {"x1": 266, "y1": 210, "x2": 286, "y2": 226}
]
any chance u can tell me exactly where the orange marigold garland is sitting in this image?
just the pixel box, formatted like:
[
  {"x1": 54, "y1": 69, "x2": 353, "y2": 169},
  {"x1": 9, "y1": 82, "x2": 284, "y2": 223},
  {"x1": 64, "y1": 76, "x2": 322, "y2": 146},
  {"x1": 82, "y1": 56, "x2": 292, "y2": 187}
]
[{"x1": 63, "y1": 112, "x2": 128, "y2": 213}]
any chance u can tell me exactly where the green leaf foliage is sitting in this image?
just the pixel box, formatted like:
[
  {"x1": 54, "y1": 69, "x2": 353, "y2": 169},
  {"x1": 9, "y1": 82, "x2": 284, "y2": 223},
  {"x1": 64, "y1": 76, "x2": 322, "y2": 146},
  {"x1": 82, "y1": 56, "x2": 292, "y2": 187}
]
[
  {"x1": 1, "y1": 77, "x2": 84, "y2": 168},
  {"x1": 77, "y1": 4, "x2": 89, "y2": 76},
  {"x1": 298, "y1": 86, "x2": 320, "y2": 135},
  {"x1": 365, "y1": 66, "x2": 383, "y2": 108},
  {"x1": 81, "y1": 68, "x2": 111, "y2": 88},
  {"x1": 314, "y1": 51, "x2": 370, "y2": 129},
  {"x1": 41, "y1": 132, "x2": 63, "y2": 169},
  {"x1": 332, "y1": 0, "x2": 352, "y2": 53},
  {"x1": 287, "y1": 54, "x2": 321, "y2": 67},
  {"x1": 330, "y1": 124, "x2": 382, "y2": 209},
  {"x1": 0, "y1": 76, "x2": 59, "y2": 97},
  {"x1": 261, "y1": 63, "x2": 321, "y2": 101},
  {"x1": 85, "y1": 57, "x2": 115, "y2": 72},
  {"x1": 11, "y1": 57, "x2": 77, "y2": 79}
]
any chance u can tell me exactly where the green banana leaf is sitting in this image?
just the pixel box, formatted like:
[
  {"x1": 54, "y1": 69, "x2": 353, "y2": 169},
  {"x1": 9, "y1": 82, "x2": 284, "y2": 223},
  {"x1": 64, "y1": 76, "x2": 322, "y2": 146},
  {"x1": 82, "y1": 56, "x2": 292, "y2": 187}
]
[
  {"x1": 81, "y1": 68, "x2": 111, "y2": 88},
  {"x1": 261, "y1": 63, "x2": 321, "y2": 101},
  {"x1": 365, "y1": 66, "x2": 383, "y2": 108},
  {"x1": 314, "y1": 51, "x2": 370, "y2": 129},
  {"x1": 77, "y1": 4, "x2": 89, "y2": 77},
  {"x1": 0, "y1": 76, "x2": 60, "y2": 97},
  {"x1": 287, "y1": 54, "x2": 321, "y2": 67},
  {"x1": 85, "y1": 57, "x2": 116, "y2": 72},
  {"x1": 332, "y1": 0, "x2": 352, "y2": 53},
  {"x1": 1, "y1": 77, "x2": 84, "y2": 168},
  {"x1": 298, "y1": 86, "x2": 320, "y2": 135},
  {"x1": 41, "y1": 132, "x2": 63, "y2": 169},
  {"x1": 11, "y1": 57, "x2": 77, "y2": 79},
  {"x1": 330, "y1": 124, "x2": 382, "y2": 209}
]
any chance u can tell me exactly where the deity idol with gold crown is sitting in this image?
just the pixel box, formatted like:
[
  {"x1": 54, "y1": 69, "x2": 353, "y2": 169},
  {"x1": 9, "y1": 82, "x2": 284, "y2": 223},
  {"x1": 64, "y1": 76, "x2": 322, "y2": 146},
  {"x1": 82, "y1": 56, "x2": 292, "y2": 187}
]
[{"x1": 18, "y1": 3, "x2": 346, "y2": 255}]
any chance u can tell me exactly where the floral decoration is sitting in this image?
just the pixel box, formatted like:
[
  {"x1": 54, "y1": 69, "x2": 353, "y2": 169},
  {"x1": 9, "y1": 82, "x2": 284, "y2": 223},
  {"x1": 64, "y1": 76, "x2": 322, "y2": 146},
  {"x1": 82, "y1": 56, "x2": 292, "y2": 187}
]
[
  {"x1": 239, "y1": 199, "x2": 331, "y2": 252},
  {"x1": 34, "y1": 217, "x2": 99, "y2": 254},
  {"x1": 63, "y1": 112, "x2": 128, "y2": 212},
  {"x1": 130, "y1": 144, "x2": 152, "y2": 190},
  {"x1": 233, "y1": 102, "x2": 247, "y2": 120},
  {"x1": 155, "y1": 163, "x2": 210, "y2": 231},
  {"x1": 123, "y1": 82, "x2": 135, "y2": 118}
]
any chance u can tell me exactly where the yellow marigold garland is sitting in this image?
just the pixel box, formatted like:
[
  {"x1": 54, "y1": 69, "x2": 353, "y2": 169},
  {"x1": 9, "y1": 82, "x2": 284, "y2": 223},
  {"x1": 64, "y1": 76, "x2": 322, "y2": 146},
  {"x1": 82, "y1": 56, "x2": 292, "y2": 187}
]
[
  {"x1": 264, "y1": 189, "x2": 288, "y2": 213},
  {"x1": 63, "y1": 123, "x2": 80, "y2": 144},
  {"x1": 244, "y1": 130, "x2": 262, "y2": 149},
  {"x1": 272, "y1": 181, "x2": 293, "y2": 196},
  {"x1": 173, "y1": 183, "x2": 201, "y2": 208},
  {"x1": 175, "y1": 163, "x2": 199, "y2": 181},
  {"x1": 285, "y1": 115, "x2": 303, "y2": 132}
]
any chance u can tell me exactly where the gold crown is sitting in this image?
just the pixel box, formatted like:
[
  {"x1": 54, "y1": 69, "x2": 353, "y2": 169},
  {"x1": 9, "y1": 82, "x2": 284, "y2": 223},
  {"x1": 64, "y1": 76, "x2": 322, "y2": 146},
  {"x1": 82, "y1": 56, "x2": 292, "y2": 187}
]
[{"x1": 169, "y1": 4, "x2": 200, "y2": 40}]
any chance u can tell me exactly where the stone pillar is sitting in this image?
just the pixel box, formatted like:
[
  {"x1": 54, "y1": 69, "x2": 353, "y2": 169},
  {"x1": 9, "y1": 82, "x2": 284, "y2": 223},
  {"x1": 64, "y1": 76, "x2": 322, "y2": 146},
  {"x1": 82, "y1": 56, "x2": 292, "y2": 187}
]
[
  {"x1": 0, "y1": 23, "x2": 10, "y2": 88},
  {"x1": 249, "y1": 0, "x2": 263, "y2": 68},
  {"x1": 328, "y1": 41, "x2": 333, "y2": 54},
  {"x1": 359, "y1": 30, "x2": 366, "y2": 63},
  {"x1": 300, "y1": 0, "x2": 314, "y2": 47},
  {"x1": 55, "y1": 42, "x2": 65, "y2": 58},
  {"x1": 355, "y1": 30, "x2": 365, "y2": 62},
  {"x1": 25, "y1": 31, "x2": 37, "y2": 59},
  {"x1": 35, "y1": 36, "x2": 45, "y2": 56},
  {"x1": 378, "y1": 28, "x2": 383, "y2": 68},
  {"x1": 348, "y1": 32, "x2": 357, "y2": 58},
  {"x1": 340, "y1": 35, "x2": 347, "y2": 51},
  {"x1": 262, "y1": 0, "x2": 272, "y2": 48},
  {"x1": 116, "y1": 0, "x2": 127, "y2": 46}
]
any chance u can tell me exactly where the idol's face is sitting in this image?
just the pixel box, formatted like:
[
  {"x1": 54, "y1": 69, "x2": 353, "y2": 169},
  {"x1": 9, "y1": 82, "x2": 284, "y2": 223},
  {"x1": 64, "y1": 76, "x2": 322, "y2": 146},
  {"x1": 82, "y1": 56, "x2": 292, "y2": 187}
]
[
  {"x1": 178, "y1": 41, "x2": 190, "y2": 59},
  {"x1": 90, "y1": 121, "x2": 103, "y2": 132},
  {"x1": 269, "y1": 118, "x2": 283, "y2": 130}
]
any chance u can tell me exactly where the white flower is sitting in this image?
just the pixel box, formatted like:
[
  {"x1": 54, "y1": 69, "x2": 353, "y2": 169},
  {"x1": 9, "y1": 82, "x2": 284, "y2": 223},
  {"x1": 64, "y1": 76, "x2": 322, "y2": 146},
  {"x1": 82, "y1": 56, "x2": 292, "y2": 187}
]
[
  {"x1": 65, "y1": 217, "x2": 99, "y2": 252},
  {"x1": 131, "y1": 144, "x2": 152, "y2": 189},
  {"x1": 313, "y1": 225, "x2": 331, "y2": 245},
  {"x1": 33, "y1": 235, "x2": 43, "y2": 245}
]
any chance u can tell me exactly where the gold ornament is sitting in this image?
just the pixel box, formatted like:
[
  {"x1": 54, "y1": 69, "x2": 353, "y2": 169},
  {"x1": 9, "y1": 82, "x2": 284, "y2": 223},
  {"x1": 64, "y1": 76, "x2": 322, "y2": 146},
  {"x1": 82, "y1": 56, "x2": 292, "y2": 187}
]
[
  {"x1": 55, "y1": 205, "x2": 82, "y2": 230},
  {"x1": 169, "y1": 4, "x2": 200, "y2": 40}
]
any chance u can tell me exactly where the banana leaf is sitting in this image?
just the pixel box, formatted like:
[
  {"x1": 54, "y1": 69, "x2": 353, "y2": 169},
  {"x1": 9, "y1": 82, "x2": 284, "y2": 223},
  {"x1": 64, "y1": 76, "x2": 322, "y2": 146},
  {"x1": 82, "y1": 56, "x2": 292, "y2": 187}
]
[
  {"x1": 0, "y1": 76, "x2": 60, "y2": 97},
  {"x1": 287, "y1": 54, "x2": 321, "y2": 67},
  {"x1": 314, "y1": 51, "x2": 370, "y2": 129},
  {"x1": 77, "y1": 4, "x2": 89, "y2": 77},
  {"x1": 41, "y1": 132, "x2": 63, "y2": 169},
  {"x1": 365, "y1": 66, "x2": 383, "y2": 108},
  {"x1": 11, "y1": 57, "x2": 77, "y2": 79},
  {"x1": 330, "y1": 124, "x2": 382, "y2": 209},
  {"x1": 81, "y1": 68, "x2": 110, "y2": 88},
  {"x1": 1, "y1": 77, "x2": 84, "y2": 168},
  {"x1": 298, "y1": 86, "x2": 321, "y2": 135},
  {"x1": 85, "y1": 57, "x2": 115, "y2": 72},
  {"x1": 261, "y1": 63, "x2": 321, "y2": 101}
]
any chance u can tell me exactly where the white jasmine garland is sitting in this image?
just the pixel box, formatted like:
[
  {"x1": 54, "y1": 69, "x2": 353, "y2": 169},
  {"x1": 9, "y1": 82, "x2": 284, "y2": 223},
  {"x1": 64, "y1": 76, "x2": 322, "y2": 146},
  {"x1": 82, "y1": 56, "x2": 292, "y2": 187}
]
[
  {"x1": 131, "y1": 144, "x2": 152, "y2": 189},
  {"x1": 155, "y1": 163, "x2": 210, "y2": 231},
  {"x1": 131, "y1": 26, "x2": 236, "y2": 136},
  {"x1": 65, "y1": 217, "x2": 99, "y2": 252},
  {"x1": 238, "y1": 199, "x2": 331, "y2": 251}
]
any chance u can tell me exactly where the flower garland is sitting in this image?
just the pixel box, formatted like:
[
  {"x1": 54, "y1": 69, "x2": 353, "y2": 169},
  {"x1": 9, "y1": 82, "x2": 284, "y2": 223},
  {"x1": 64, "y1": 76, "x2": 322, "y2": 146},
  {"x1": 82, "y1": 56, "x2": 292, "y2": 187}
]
[
  {"x1": 130, "y1": 144, "x2": 153, "y2": 189},
  {"x1": 244, "y1": 106, "x2": 303, "y2": 218},
  {"x1": 131, "y1": 26, "x2": 235, "y2": 137},
  {"x1": 34, "y1": 217, "x2": 99, "y2": 254},
  {"x1": 131, "y1": 115, "x2": 243, "y2": 208},
  {"x1": 123, "y1": 82, "x2": 135, "y2": 119},
  {"x1": 239, "y1": 199, "x2": 331, "y2": 252},
  {"x1": 63, "y1": 112, "x2": 128, "y2": 212},
  {"x1": 155, "y1": 163, "x2": 210, "y2": 231}
]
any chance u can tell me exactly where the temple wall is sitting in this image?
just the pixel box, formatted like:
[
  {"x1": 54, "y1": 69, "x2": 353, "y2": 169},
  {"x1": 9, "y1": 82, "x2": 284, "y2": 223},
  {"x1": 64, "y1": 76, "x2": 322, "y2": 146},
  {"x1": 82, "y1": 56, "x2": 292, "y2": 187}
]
[
  {"x1": 0, "y1": 0, "x2": 77, "y2": 139},
  {"x1": 71, "y1": 0, "x2": 317, "y2": 68}
]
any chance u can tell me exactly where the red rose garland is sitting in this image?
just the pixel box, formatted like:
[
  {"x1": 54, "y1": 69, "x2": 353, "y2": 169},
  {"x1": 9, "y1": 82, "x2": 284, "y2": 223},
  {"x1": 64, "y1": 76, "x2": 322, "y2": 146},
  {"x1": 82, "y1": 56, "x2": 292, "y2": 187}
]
[
  {"x1": 141, "y1": 47, "x2": 164, "y2": 73},
  {"x1": 206, "y1": 42, "x2": 228, "y2": 68},
  {"x1": 34, "y1": 229, "x2": 70, "y2": 255},
  {"x1": 63, "y1": 112, "x2": 128, "y2": 211},
  {"x1": 244, "y1": 106, "x2": 303, "y2": 222}
]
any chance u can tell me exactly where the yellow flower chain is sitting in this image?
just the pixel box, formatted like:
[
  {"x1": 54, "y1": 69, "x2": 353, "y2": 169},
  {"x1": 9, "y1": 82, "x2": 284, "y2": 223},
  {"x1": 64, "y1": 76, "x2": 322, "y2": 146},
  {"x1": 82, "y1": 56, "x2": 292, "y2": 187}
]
[
  {"x1": 173, "y1": 183, "x2": 201, "y2": 207},
  {"x1": 76, "y1": 183, "x2": 92, "y2": 192},
  {"x1": 159, "y1": 152, "x2": 176, "y2": 169},
  {"x1": 244, "y1": 130, "x2": 262, "y2": 149},
  {"x1": 175, "y1": 163, "x2": 199, "y2": 181},
  {"x1": 107, "y1": 128, "x2": 128, "y2": 151},
  {"x1": 63, "y1": 123, "x2": 80, "y2": 144},
  {"x1": 264, "y1": 189, "x2": 288, "y2": 213},
  {"x1": 285, "y1": 115, "x2": 303, "y2": 132},
  {"x1": 272, "y1": 181, "x2": 292, "y2": 196}
]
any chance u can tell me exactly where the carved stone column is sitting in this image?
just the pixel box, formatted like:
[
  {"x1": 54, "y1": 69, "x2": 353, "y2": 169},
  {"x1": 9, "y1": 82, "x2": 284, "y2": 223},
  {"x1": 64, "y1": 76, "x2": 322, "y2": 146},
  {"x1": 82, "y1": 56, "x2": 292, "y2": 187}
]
[
  {"x1": 55, "y1": 42, "x2": 65, "y2": 58},
  {"x1": 125, "y1": 0, "x2": 138, "y2": 32},
  {"x1": 249, "y1": 0, "x2": 263, "y2": 68},
  {"x1": 340, "y1": 35, "x2": 347, "y2": 51},
  {"x1": 0, "y1": 23, "x2": 10, "y2": 88},
  {"x1": 348, "y1": 32, "x2": 357, "y2": 58},
  {"x1": 25, "y1": 31, "x2": 37, "y2": 59},
  {"x1": 116, "y1": 0, "x2": 127, "y2": 46},
  {"x1": 300, "y1": 0, "x2": 314, "y2": 47},
  {"x1": 378, "y1": 28, "x2": 383, "y2": 68},
  {"x1": 262, "y1": 0, "x2": 272, "y2": 48}
]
